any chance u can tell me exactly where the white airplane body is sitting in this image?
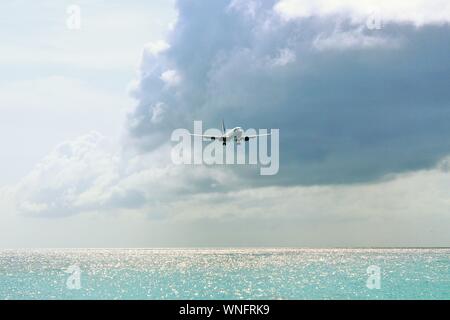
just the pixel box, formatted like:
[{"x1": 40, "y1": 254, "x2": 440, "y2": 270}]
[{"x1": 191, "y1": 120, "x2": 270, "y2": 146}]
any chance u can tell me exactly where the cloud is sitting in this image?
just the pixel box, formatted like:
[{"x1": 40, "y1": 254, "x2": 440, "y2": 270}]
[
  {"x1": 144, "y1": 40, "x2": 171, "y2": 55},
  {"x1": 312, "y1": 27, "x2": 400, "y2": 50},
  {"x1": 270, "y1": 48, "x2": 296, "y2": 66},
  {"x1": 150, "y1": 102, "x2": 167, "y2": 123},
  {"x1": 13, "y1": 132, "x2": 119, "y2": 216},
  {"x1": 11, "y1": 132, "x2": 241, "y2": 217},
  {"x1": 5, "y1": 0, "x2": 450, "y2": 247},
  {"x1": 8, "y1": 129, "x2": 450, "y2": 246},
  {"x1": 160, "y1": 69, "x2": 182, "y2": 87},
  {"x1": 125, "y1": 0, "x2": 450, "y2": 186},
  {"x1": 274, "y1": 0, "x2": 450, "y2": 27}
]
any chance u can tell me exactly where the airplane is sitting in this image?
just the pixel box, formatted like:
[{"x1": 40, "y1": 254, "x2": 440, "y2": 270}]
[{"x1": 190, "y1": 120, "x2": 270, "y2": 146}]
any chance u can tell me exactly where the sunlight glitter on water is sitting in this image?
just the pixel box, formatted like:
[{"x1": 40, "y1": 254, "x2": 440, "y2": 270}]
[{"x1": 0, "y1": 248, "x2": 449, "y2": 299}]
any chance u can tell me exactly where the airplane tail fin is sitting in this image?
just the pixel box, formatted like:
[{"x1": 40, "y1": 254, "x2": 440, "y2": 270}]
[{"x1": 221, "y1": 119, "x2": 226, "y2": 134}]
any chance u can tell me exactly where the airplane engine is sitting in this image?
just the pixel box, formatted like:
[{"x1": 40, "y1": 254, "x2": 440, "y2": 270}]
[
  {"x1": 211, "y1": 137, "x2": 215, "y2": 141},
  {"x1": 244, "y1": 136, "x2": 250, "y2": 141}
]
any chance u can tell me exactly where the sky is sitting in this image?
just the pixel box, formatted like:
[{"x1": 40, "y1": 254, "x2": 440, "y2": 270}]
[{"x1": 1, "y1": 0, "x2": 450, "y2": 248}]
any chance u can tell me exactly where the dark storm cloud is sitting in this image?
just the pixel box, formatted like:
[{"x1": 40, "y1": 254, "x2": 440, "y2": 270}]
[{"x1": 127, "y1": 0, "x2": 450, "y2": 185}]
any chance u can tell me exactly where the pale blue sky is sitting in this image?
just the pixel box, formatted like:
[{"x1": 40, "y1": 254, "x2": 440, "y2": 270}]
[{"x1": 0, "y1": 0, "x2": 176, "y2": 184}]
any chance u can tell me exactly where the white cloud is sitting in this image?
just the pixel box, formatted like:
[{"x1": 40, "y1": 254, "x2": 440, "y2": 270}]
[
  {"x1": 12, "y1": 132, "x2": 120, "y2": 216},
  {"x1": 160, "y1": 69, "x2": 182, "y2": 87},
  {"x1": 275, "y1": 0, "x2": 450, "y2": 26},
  {"x1": 9, "y1": 132, "x2": 240, "y2": 217},
  {"x1": 144, "y1": 40, "x2": 171, "y2": 55},
  {"x1": 9, "y1": 130, "x2": 450, "y2": 239},
  {"x1": 313, "y1": 28, "x2": 400, "y2": 50}
]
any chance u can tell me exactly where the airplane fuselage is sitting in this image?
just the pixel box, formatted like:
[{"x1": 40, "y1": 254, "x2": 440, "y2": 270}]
[{"x1": 222, "y1": 127, "x2": 243, "y2": 142}]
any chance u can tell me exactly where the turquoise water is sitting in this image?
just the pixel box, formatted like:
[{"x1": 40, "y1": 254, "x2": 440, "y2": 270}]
[{"x1": 0, "y1": 248, "x2": 448, "y2": 299}]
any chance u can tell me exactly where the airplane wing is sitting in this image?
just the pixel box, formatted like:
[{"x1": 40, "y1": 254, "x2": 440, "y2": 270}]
[
  {"x1": 244, "y1": 133, "x2": 271, "y2": 139},
  {"x1": 189, "y1": 133, "x2": 222, "y2": 140}
]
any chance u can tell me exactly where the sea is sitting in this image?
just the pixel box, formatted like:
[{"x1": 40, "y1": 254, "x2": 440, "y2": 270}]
[{"x1": 0, "y1": 248, "x2": 448, "y2": 300}]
